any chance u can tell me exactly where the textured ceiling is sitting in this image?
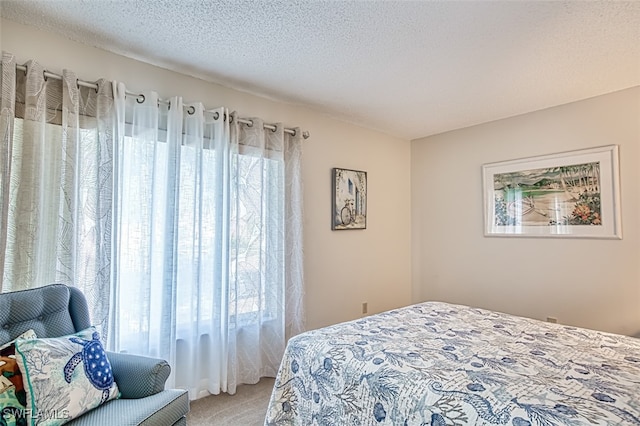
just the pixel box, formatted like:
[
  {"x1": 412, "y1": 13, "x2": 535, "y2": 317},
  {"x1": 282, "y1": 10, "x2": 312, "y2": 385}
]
[{"x1": 1, "y1": 0, "x2": 639, "y2": 140}]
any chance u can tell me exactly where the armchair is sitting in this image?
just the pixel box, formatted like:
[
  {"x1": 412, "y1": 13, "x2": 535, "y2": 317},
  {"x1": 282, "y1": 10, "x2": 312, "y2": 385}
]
[{"x1": 0, "y1": 284, "x2": 189, "y2": 425}]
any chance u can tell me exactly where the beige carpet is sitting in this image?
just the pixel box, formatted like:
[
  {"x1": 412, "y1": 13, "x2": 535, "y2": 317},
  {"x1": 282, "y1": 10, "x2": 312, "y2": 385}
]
[{"x1": 187, "y1": 378, "x2": 275, "y2": 426}]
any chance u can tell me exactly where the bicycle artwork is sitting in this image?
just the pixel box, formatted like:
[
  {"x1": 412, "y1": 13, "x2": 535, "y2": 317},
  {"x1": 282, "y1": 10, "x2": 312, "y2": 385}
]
[{"x1": 332, "y1": 168, "x2": 367, "y2": 230}]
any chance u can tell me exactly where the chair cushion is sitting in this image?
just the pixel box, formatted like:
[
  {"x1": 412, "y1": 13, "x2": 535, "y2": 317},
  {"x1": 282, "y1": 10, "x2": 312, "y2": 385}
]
[
  {"x1": 64, "y1": 389, "x2": 189, "y2": 426},
  {"x1": 15, "y1": 327, "x2": 120, "y2": 426},
  {"x1": 0, "y1": 285, "x2": 77, "y2": 346}
]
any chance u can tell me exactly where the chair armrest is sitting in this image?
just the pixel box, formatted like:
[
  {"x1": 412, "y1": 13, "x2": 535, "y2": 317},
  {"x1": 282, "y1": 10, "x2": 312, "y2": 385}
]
[{"x1": 107, "y1": 351, "x2": 171, "y2": 399}]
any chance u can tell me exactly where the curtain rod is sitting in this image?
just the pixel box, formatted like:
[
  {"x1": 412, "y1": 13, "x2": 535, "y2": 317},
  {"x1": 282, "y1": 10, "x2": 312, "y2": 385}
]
[{"x1": 14, "y1": 64, "x2": 310, "y2": 139}]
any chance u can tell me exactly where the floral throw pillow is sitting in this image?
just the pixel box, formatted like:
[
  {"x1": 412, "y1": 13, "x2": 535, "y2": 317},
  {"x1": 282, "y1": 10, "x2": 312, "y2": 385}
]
[
  {"x1": 0, "y1": 330, "x2": 37, "y2": 352},
  {"x1": 14, "y1": 327, "x2": 120, "y2": 426},
  {"x1": 1, "y1": 329, "x2": 37, "y2": 426}
]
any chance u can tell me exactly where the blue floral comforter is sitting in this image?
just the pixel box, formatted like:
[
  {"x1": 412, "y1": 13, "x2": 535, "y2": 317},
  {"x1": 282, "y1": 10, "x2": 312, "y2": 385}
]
[{"x1": 265, "y1": 301, "x2": 640, "y2": 425}]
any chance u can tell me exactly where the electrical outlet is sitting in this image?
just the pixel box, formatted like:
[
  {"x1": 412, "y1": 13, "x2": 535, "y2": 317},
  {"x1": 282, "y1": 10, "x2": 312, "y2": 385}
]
[
  {"x1": 546, "y1": 316, "x2": 557, "y2": 323},
  {"x1": 362, "y1": 302, "x2": 368, "y2": 314}
]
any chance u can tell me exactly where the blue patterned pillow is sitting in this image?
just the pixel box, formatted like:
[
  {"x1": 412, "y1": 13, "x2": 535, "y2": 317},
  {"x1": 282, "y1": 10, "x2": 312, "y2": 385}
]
[{"x1": 14, "y1": 327, "x2": 120, "y2": 426}]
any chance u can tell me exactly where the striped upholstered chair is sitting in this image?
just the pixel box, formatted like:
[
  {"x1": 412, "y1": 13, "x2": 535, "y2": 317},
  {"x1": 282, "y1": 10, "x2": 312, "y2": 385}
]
[{"x1": 0, "y1": 284, "x2": 189, "y2": 425}]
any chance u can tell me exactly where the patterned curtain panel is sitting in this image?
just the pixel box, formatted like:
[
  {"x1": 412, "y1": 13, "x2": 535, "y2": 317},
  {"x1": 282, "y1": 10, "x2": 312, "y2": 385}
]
[
  {"x1": 0, "y1": 53, "x2": 114, "y2": 334},
  {"x1": 110, "y1": 83, "x2": 305, "y2": 398}
]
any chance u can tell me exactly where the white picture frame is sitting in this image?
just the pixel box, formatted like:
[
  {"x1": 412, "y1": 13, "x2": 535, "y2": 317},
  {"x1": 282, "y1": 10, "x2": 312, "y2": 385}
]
[{"x1": 482, "y1": 145, "x2": 621, "y2": 239}]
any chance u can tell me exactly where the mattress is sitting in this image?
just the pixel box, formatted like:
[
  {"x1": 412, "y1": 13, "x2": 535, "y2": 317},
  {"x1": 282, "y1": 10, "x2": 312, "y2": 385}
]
[{"x1": 264, "y1": 301, "x2": 640, "y2": 425}]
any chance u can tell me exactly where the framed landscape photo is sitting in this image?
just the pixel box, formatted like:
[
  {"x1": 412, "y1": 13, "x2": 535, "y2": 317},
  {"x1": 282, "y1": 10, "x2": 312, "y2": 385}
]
[
  {"x1": 332, "y1": 168, "x2": 367, "y2": 230},
  {"x1": 482, "y1": 145, "x2": 621, "y2": 239}
]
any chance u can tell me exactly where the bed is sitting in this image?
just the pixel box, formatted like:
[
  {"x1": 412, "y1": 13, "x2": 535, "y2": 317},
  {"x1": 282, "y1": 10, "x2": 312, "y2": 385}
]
[{"x1": 264, "y1": 301, "x2": 640, "y2": 425}]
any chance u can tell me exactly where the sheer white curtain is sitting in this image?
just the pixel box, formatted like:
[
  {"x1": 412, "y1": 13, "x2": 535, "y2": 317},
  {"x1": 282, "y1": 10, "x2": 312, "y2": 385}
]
[
  {"x1": 0, "y1": 52, "x2": 114, "y2": 332},
  {"x1": 111, "y1": 83, "x2": 304, "y2": 398}
]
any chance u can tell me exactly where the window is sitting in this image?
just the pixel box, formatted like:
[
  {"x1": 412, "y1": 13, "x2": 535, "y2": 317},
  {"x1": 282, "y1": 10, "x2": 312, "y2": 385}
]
[{"x1": 113, "y1": 131, "x2": 285, "y2": 353}]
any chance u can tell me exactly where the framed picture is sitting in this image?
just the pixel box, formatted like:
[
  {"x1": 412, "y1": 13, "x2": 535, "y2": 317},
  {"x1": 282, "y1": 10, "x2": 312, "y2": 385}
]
[
  {"x1": 482, "y1": 145, "x2": 621, "y2": 239},
  {"x1": 332, "y1": 168, "x2": 367, "y2": 230}
]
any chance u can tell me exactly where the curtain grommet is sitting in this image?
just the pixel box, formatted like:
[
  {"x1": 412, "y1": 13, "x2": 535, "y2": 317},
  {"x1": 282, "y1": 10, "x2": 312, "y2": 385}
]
[
  {"x1": 271, "y1": 125, "x2": 277, "y2": 133},
  {"x1": 187, "y1": 106, "x2": 195, "y2": 115},
  {"x1": 246, "y1": 120, "x2": 253, "y2": 128},
  {"x1": 213, "y1": 111, "x2": 220, "y2": 120},
  {"x1": 136, "y1": 94, "x2": 145, "y2": 104},
  {"x1": 43, "y1": 70, "x2": 48, "y2": 81}
]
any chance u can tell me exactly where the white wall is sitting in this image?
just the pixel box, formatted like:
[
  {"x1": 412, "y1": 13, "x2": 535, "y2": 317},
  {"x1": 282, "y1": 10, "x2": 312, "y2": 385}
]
[
  {"x1": 0, "y1": 18, "x2": 413, "y2": 331},
  {"x1": 412, "y1": 86, "x2": 640, "y2": 336}
]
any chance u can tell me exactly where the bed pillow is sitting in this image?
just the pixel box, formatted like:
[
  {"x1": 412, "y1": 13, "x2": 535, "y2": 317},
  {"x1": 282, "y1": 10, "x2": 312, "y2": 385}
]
[
  {"x1": 1, "y1": 329, "x2": 37, "y2": 426},
  {"x1": 14, "y1": 327, "x2": 120, "y2": 426}
]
